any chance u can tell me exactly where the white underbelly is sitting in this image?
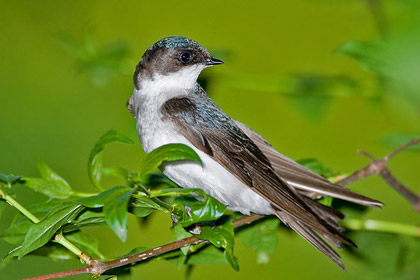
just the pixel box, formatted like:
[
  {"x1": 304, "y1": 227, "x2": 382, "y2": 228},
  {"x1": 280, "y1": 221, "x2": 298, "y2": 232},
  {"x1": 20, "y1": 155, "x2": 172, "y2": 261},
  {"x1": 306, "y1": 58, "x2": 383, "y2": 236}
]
[{"x1": 137, "y1": 116, "x2": 273, "y2": 215}]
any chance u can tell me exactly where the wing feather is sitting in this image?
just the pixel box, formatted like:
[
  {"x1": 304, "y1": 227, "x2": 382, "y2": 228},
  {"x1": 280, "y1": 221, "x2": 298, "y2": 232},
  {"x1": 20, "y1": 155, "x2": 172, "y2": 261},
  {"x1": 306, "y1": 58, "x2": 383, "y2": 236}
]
[{"x1": 235, "y1": 120, "x2": 383, "y2": 207}]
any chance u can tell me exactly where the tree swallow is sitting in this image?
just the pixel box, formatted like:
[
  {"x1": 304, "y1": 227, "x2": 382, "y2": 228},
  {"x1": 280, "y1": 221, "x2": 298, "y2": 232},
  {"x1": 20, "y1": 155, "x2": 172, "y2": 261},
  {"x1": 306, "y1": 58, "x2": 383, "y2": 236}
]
[{"x1": 129, "y1": 36, "x2": 382, "y2": 269}]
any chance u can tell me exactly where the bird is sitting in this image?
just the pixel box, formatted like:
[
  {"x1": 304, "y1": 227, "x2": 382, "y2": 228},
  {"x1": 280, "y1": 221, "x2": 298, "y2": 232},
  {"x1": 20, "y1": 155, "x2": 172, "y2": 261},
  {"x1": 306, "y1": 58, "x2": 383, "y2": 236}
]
[{"x1": 128, "y1": 36, "x2": 383, "y2": 269}]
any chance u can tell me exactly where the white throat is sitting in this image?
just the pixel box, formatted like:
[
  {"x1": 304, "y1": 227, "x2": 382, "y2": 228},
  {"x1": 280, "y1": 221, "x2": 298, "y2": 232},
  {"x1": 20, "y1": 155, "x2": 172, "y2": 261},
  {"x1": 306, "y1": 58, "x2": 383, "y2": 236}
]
[{"x1": 137, "y1": 64, "x2": 205, "y2": 98}]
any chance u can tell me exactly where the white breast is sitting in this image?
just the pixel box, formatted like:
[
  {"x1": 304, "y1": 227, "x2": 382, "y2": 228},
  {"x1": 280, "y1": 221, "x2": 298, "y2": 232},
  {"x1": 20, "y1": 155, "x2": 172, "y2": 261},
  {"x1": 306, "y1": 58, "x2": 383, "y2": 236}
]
[{"x1": 133, "y1": 72, "x2": 273, "y2": 215}]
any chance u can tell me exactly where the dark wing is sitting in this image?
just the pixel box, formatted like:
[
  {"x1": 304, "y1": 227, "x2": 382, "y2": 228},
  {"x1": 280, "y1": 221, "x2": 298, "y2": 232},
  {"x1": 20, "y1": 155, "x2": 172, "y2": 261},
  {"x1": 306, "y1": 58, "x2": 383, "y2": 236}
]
[
  {"x1": 234, "y1": 120, "x2": 383, "y2": 207},
  {"x1": 161, "y1": 93, "x2": 355, "y2": 268}
]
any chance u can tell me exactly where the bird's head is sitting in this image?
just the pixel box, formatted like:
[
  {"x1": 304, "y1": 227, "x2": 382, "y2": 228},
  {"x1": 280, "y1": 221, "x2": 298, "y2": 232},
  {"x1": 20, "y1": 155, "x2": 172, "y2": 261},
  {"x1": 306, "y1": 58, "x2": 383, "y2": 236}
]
[{"x1": 134, "y1": 36, "x2": 223, "y2": 90}]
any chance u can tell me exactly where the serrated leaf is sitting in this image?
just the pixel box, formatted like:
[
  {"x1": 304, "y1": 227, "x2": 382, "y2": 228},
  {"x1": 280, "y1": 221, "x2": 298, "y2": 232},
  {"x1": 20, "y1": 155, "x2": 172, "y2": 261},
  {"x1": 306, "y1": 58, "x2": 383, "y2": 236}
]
[
  {"x1": 88, "y1": 130, "x2": 134, "y2": 190},
  {"x1": 102, "y1": 186, "x2": 135, "y2": 242},
  {"x1": 140, "y1": 144, "x2": 201, "y2": 176},
  {"x1": 0, "y1": 173, "x2": 23, "y2": 185},
  {"x1": 18, "y1": 204, "x2": 83, "y2": 258}
]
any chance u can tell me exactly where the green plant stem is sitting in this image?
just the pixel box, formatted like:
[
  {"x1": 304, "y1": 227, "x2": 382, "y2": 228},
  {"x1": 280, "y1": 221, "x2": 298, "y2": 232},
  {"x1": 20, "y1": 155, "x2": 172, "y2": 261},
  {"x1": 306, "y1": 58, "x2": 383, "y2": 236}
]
[
  {"x1": 135, "y1": 183, "x2": 172, "y2": 211},
  {"x1": 132, "y1": 191, "x2": 172, "y2": 212},
  {"x1": 54, "y1": 233, "x2": 83, "y2": 256},
  {"x1": 0, "y1": 188, "x2": 40, "y2": 223},
  {"x1": 343, "y1": 219, "x2": 420, "y2": 237},
  {"x1": 73, "y1": 191, "x2": 99, "y2": 198},
  {"x1": 0, "y1": 188, "x2": 90, "y2": 263}
]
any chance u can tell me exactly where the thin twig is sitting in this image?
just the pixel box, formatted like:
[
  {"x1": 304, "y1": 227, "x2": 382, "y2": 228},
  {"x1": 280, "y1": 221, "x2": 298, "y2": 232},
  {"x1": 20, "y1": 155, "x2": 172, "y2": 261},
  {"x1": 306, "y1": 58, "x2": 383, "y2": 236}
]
[
  {"x1": 385, "y1": 138, "x2": 420, "y2": 161},
  {"x1": 23, "y1": 214, "x2": 264, "y2": 280},
  {"x1": 23, "y1": 138, "x2": 420, "y2": 280},
  {"x1": 380, "y1": 168, "x2": 420, "y2": 211}
]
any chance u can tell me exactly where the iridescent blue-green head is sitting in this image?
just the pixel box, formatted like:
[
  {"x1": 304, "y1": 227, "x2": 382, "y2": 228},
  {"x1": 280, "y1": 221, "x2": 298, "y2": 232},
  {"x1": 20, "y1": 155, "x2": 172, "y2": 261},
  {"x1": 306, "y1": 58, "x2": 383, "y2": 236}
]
[{"x1": 134, "y1": 36, "x2": 223, "y2": 89}]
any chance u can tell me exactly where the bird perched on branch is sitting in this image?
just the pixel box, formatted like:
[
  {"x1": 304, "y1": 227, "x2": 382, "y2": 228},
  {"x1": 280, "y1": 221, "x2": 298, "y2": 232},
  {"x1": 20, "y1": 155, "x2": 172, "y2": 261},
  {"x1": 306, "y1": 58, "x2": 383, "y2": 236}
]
[{"x1": 127, "y1": 36, "x2": 383, "y2": 269}]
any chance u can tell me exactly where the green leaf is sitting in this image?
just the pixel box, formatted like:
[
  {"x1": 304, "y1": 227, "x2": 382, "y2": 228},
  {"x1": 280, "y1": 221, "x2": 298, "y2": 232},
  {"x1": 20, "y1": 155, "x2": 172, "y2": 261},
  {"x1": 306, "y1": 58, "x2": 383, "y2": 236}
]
[
  {"x1": 195, "y1": 219, "x2": 238, "y2": 271},
  {"x1": 67, "y1": 231, "x2": 104, "y2": 260},
  {"x1": 88, "y1": 130, "x2": 134, "y2": 190},
  {"x1": 18, "y1": 204, "x2": 83, "y2": 258},
  {"x1": 337, "y1": 26, "x2": 420, "y2": 107},
  {"x1": 0, "y1": 219, "x2": 32, "y2": 245},
  {"x1": 150, "y1": 188, "x2": 202, "y2": 198},
  {"x1": 171, "y1": 193, "x2": 226, "y2": 227},
  {"x1": 296, "y1": 158, "x2": 336, "y2": 178},
  {"x1": 101, "y1": 167, "x2": 129, "y2": 180},
  {"x1": 187, "y1": 245, "x2": 227, "y2": 265},
  {"x1": 131, "y1": 196, "x2": 165, "y2": 218},
  {"x1": 1, "y1": 246, "x2": 21, "y2": 268},
  {"x1": 171, "y1": 224, "x2": 192, "y2": 255},
  {"x1": 77, "y1": 186, "x2": 135, "y2": 241},
  {"x1": 138, "y1": 173, "x2": 179, "y2": 189},
  {"x1": 132, "y1": 196, "x2": 165, "y2": 211},
  {"x1": 140, "y1": 144, "x2": 201, "y2": 176},
  {"x1": 336, "y1": 41, "x2": 384, "y2": 73},
  {"x1": 64, "y1": 209, "x2": 105, "y2": 232},
  {"x1": 22, "y1": 178, "x2": 73, "y2": 199},
  {"x1": 103, "y1": 186, "x2": 135, "y2": 242},
  {"x1": 0, "y1": 173, "x2": 23, "y2": 185},
  {"x1": 238, "y1": 218, "x2": 279, "y2": 264},
  {"x1": 77, "y1": 186, "x2": 128, "y2": 208},
  {"x1": 20, "y1": 160, "x2": 74, "y2": 199},
  {"x1": 37, "y1": 160, "x2": 72, "y2": 190}
]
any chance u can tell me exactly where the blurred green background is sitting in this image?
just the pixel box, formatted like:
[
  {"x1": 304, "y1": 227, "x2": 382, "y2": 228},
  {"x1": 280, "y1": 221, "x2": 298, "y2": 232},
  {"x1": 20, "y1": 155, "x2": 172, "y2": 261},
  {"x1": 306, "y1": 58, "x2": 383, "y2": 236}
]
[{"x1": 1, "y1": 0, "x2": 419, "y2": 279}]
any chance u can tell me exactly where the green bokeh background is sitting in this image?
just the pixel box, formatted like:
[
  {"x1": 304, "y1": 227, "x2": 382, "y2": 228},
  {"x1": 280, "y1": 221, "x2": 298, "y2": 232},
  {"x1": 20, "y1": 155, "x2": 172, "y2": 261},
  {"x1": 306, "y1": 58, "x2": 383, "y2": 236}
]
[{"x1": 1, "y1": 0, "x2": 419, "y2": 279}]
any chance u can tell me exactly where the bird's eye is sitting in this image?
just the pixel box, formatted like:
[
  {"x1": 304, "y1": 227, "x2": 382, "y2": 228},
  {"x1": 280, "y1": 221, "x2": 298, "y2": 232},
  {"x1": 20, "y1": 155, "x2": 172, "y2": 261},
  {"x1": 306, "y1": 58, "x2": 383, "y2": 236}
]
[{"x1": 180, "y1": 51, "x2": 192, "y2": 63}]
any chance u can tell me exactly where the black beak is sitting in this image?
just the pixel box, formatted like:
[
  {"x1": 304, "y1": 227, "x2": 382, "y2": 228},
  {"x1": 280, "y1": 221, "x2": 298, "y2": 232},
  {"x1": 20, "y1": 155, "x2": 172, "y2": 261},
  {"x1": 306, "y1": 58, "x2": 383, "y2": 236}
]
[{"x1": 206, "y1": 57, "x2": 224, "y2": 65}]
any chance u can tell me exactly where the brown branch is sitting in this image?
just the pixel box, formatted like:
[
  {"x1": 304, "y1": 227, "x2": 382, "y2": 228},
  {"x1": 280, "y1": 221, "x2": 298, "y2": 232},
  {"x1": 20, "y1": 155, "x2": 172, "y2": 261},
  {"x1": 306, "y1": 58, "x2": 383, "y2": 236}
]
[
  {"x1": 338, "y1": 138, "x2": 420, "y2": 210},
  {"x1": 23, "y1": 214, "x2": 264, "y2": 280},
  {"x1": 380, "y1": 169, "x2": 420, "y2": 211},
  {"x1": 23, "y1": 138, "x2": 420, "y2": 280}
]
